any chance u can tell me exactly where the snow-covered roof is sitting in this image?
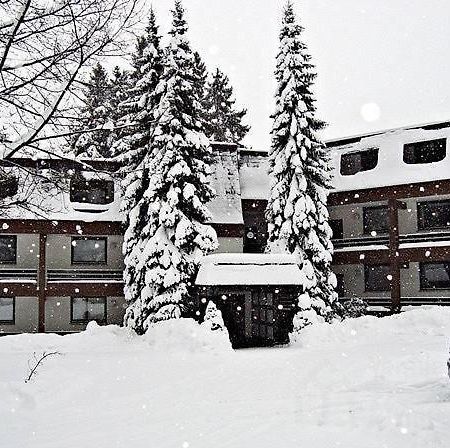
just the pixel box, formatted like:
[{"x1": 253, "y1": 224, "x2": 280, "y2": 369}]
[
  {"x1": 196, "y1": 253, "x2": 303, "y2": 286},
  {"x1": 238, "y1": 152, "x2": 269, "y2": 200},
  {"x1": 329, "y1": 122, "x2": 450, "y2": 192},
  {"x1": 207, "y1": 145, "x2": 243, "y2": 224}
]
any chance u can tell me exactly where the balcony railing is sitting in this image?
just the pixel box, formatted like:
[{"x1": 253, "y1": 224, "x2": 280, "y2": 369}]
[
  {"x1": 47, "y1": 269, "x2": 123, "y2": 282},
  {"x1": 333, "y1": 230, "x2": 450, "y2": 250},
  {"x1": 0, "y1": 269, "x2": 37, "y2": 282}
]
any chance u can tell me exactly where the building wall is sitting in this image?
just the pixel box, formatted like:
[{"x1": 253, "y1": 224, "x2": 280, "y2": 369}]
[
  {"x1": 334, "y1": 261, "x2": 450, "y2": 301},
  {"x1": 329, "y1": 201, "x2": 387, "y2": 238},
  {"x1": 0, "y1": 297, "x2": 38, "y2": 333},
  {"x1": 0, "y1": 234, "x2": 39, "y2": 270},
  {"x1": 216, "y1": 237, "x2": 243, "y2": 253},
  {"x1": 332, "y1": 264, "x2": 391, "y2": 300},
  {"x1": 44, "y1": 296, "x2": 126, "y2": 332},
  {"x1": 329, "y1": 194, "x2": 450, "y2": 238},
  {"x1": 46, "y1": 234, "x2": 124, "y2": 270}
]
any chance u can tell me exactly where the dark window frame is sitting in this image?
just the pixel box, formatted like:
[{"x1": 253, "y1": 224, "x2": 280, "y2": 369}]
[
  {"x1": 71, "y1": 236, "x2": 107, "y2": 265},
  {"x1": 335, "y1": 273, "x2": 345, "y2": 297},
  {"x1": 364, "y1": 264, "x2": 392, "y2": 292},
  {"x1": 417, "y1": 199, "x2": 450, "y2": 231},
  {"x1": 329, "y1": 219, "x2": 344, "y2": 240},
  {"x1": 70, "y1": 296, "x2": 107, "y2": 324},
  {"x1": 0, "y1": 296, "x2": 15, "y2": 324},
  {"x1": 69, "y1": 177, "x2": 115, "y2": 205},
  {"x1": 0, "y1": 235, "x2": 17, "y2": 264},
  {"x1": 340, "y1": 147, "x2": 379, "y2": 176},
  {"x1": 403, "y1": 138, "x2": 446, "y2": 165},
  {"x1": 419, "y1": 262, "x2": 450, "y2": 290},
  {"x1": 363, "y1": 205, "x2": 389, "y2": 235}
]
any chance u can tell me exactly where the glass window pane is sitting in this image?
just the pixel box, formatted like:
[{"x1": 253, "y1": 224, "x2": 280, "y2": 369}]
[
  {"x1": 363, "y1": 206, "x2": 388, "y2": 234},
  {"x1": 0, "y1": 236, "x2": 16, "y2": 263},
  {"x1": 418, "y1": 200, "x2": 450, "y2": 230},
  {"x1": 87, "y1": 298, "x2": 106, "y2": 321},
  {"x1": 72, "y1": 297, "x2": 106, "y2": 322},
  {"x1": 0, "y1": 297, "x2": 14, "y2": 322},
  {"x1": 364, "y1": 265, "x2": 391, "y2": 292},
  {"x1": 70, "y1": 179, "x2": 114, "y2": 205},
  {"x1": 420, "y1": 263, "x2": 450, "y2": 289},
  {"x1": 404, "y1": 139, "x2": 446, "y2": 164},
  {"x1": 340, "y1": 148, "x2": 378, "y2": 176},
  {"x1": 329, "y1": 219, "x2": 343, "y2": 239},
  {"x1": 72, "y1": 238, "x2": 106, "y2": 264}
]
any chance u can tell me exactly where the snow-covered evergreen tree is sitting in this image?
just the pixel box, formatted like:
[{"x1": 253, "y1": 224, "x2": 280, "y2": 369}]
[
  {"x1": 122, "y1": 1, "x2": 218, "y2": 334},
  {"x1": 201, "y1": 301, "x2": 228, "y2": 334},
  {"x1": 109, "y1": 8, "x2": 165, "y2": 333},
  {"x1": 109, "y1": 66, "x2": 130, "y2": 124},
  {"x1": 203, "y1": 68, "x2": 249, "y2": 144},
  {"x1": 266, "y1": 1, "x2": 338, "y2": 335},
  {"x1": 73, "y1": 62, "x2": 114, "y2": 158}
]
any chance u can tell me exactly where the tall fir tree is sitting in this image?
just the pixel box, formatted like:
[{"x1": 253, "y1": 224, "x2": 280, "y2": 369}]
[
  {"x1": 192, "y1": 51, "x2": 208, "y2": 127},
  {"x1": 109, "y1": 66, "x2": 130, "y2": 123},
  {"x1": 122, "y1": 1, "x2": 218, "y2": 334},
  {"x1": 110, "y1": 8, "x2": 165, "y2": 333},
  {"x1": 266, "y1": 1, "x2": 338, "y2": 335},
  {"x1": 73, "y1": 62, "x2": 114, "y2": 158},
  {"x1": 203, "y1": 68, "x2": 250, "y2": 144}
]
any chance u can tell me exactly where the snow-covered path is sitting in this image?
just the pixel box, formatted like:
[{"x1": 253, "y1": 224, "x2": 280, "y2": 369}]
[{"x1": 1, "y1": 307, "x2": 449, "y2": 448}]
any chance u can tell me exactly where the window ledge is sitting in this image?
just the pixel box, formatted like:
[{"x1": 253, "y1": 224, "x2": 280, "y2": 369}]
[{"x1": 71, "y1": 202, "x2": 111, "y2": 212}]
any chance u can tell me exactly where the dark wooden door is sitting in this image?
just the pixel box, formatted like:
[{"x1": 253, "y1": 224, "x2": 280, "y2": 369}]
[
  {"x1": 251, "y1": 289, "x2": 275, "y2": 346},
  {"x1": 218, "y1": 294, "x2": 246, "y2": 348}
]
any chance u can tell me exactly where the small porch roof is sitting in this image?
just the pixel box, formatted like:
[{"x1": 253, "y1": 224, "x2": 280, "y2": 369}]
[{"x1": 196, "y1": 253, "x2": 303, "y2": 286}]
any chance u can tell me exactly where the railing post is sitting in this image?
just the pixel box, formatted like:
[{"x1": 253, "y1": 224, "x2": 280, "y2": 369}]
[
  {"x1": 388, "y1": 199, "x2": 406, "y2": 313},
  {"x1": 38, "y1": 233, "x2": 47, "y2": 333}
]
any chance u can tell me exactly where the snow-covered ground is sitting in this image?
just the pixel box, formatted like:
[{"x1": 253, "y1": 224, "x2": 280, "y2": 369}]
[{"x1": 1, "y1": 307, "x2": 450, "y2": 448}]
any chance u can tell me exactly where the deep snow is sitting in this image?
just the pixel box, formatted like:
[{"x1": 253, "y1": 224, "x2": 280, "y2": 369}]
[{"x1": 1, "y1": 307, "x2": 450, "y2": 448}]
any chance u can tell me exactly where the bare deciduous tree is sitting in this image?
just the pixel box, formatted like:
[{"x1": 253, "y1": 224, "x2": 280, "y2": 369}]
[
  {"x1": 0, "y1": 0, "x2": 139, "y2": 213},
  {"x1": 1, "y1": 0, "x2": 139, "y2": 155}
]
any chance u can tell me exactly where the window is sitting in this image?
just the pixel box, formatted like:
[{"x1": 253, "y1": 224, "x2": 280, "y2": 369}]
[
  {"x1": 364, "y1": 264, "x2": 391, "y2": 292},
  {"x1": 329, "y1": 219, "x2": 343, "y2": 239},
  {"x1": 420, "y1": 262, "x2": 450, "y2": 290},
  {"x1": 340, "y1": 148, "x2": 379, "y2": 176},
  {"x1": 403, "y1": 138, "x2": 446, "y2": 164},
  {"x1": 71, "y1": 297, "x2": 106, "y2": 323},
  {"x1": 417, "y1": 200, "x2": 450, "y2": 230},
  {"x1": 0, "y1": 172, "x2": 18, "y2": 200},
  {"x1": 71, "y1": 237, "x2": 107, "y2": 264},
  {"x1": 363, "y1": 205, "x2": 389, "y2": 235},
  {"x1": 70, "y1": 177, "x2": 114, "y2": 205},
  {"x1": 0, "y1": 235, "x2": 17, "y2": 264},
  {"x1": 336, "y1": 274, "x2": 345, "y2": 297},
  {"x1": 0, "y1": 297, "x2": 14, "y2": 324}
]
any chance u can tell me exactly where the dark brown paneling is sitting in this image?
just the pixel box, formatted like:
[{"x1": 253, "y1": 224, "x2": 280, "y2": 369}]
[
  {"x1": 329, "y1": 179, "x2": 450, "y2": 206},
  {"x1": 0, "y1": 283, "x2": 38, "y2": 296},
  {"x1": 38, "y1": 233, "x2": 47, "y2": 332},
  {"x1": 46, "y1": 282, "x2": 124, "y2": 297},
  {"x1": 0, "y1": 158, "x2": 120, "y2": 172},
  {"x1": 211, "y1": 223, "x2": 244, "y2": 238},
  {"x1": 333, "y1": 249, "x2": 390, "y2": 265},
  {"x1": 333, "y1": 245, "x2": 450, "y2": 265},
  {"x1": 0, "y1": 220, "x2": 123, "y2": 235}
]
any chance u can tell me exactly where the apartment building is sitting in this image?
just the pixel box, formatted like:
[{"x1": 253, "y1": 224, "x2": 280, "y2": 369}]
[
  {"x1": 1, "y1": 122, "x2": 450, "y2": 334},
  {"x1": 328, "y1": 122, "x2": 450, "y2": 310}
]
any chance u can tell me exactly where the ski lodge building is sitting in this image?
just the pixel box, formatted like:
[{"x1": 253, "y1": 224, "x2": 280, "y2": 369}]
[{"x1": 1, "y1": 121, "x2": 450, "y2": 338}]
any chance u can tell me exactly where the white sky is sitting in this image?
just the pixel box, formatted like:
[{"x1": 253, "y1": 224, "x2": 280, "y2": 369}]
[{"x1": 149, "y1": 0, "x2": 450, "y2": 149}]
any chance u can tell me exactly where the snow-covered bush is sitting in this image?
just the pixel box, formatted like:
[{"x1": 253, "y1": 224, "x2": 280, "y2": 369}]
[
  {"x1": 145, "y1": 318, "x2": 232, "y2": 352},
  {"x1": 340, "y1": 298, "x2": 368, "y2": 319},
  {"x1": 201, "y1": 301, "x2": 228, "y2": 333}
]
